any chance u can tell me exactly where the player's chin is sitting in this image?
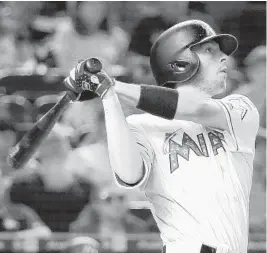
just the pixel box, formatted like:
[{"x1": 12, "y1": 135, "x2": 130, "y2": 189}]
[
  {"x1": 218, "y1": 73, "x2": 227, "y2": 86},
  {"x1": 214, "y1": 80, "x2": 226, "y2": 95}
]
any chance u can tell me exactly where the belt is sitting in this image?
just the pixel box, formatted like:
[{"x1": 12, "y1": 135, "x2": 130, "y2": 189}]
[{"x1": 163, "y1": 244, "x2": 217, "y2": 253}]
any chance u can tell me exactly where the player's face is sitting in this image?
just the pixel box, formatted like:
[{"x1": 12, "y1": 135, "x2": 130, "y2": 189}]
[{"x1": 191, "y1": 41, "x2": 228, "y2": 96}]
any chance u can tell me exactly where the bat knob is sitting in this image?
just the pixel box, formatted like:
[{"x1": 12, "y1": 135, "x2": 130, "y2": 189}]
[{"x1": 84, "y1": 58, "x2": 102, "y2": 74}]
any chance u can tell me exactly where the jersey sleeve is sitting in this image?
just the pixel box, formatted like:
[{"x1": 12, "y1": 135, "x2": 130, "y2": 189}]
[
  {"x1": 114, "y1": 115, "x2": 155, "y2": 189},
  {"x1": 216, "y1": 94, "x2": 259, "y2": 152}
]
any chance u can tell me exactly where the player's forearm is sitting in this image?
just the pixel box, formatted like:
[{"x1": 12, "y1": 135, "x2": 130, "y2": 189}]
[
  {"x1": 101, "y1": 88, "x2": 144, "y2": 184},
  {"x1": 114, "y1": 80, "x2": 141, "y2": 106},
  {"x1": 114, "y1": 81, "x2": 228, "y2": 130},
  {"x1": 114, "y1": 80, "x2": 205, "y2": 119}
]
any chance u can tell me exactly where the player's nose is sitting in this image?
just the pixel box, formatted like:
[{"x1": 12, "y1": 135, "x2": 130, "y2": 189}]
[{"x1": 219, "y1": 51, "x2": 227, "y2": 63}]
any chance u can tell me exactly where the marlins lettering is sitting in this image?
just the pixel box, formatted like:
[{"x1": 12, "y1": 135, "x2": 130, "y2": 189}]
[{"x1": 165, "y1": 131, "x2": 225, "y2": 173}]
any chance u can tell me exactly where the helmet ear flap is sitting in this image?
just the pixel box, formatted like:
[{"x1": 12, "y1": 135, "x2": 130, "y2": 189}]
[
  {"x1": 165, "y1": 48, "x2": 200, "y2": 84},
  {"x1": 185, "y1": 49, "x2": 200, "y2": 82},
  {"x1": 168, "y1": 60, "x2": 192, "y2": 73}
]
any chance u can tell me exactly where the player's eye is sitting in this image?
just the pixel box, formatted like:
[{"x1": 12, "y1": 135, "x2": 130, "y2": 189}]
[{"x1": 205, "y1": 47, "x2": 213, "y2": 53}]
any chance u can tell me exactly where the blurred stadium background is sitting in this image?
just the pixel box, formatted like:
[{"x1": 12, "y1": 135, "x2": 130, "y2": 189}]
[{"x1": 0, "y1": 1, "x2": 265, "y2": 253}]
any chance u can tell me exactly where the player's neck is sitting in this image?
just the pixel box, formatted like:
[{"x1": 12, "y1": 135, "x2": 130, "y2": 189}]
[
  {"x1": 176, "y1": 75, "x2": 215, "y2": 98},
  {"x1": 175, "y1": 84, "x2": 213, "y2": 98}
]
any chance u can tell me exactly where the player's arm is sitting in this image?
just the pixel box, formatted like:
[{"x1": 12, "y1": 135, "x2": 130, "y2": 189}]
[
  {"x1": 100, "y1": 89, "x2": 151, "y2": 185},
  {"x1": 64, "y1": 59, "x2": 152, "y2": 186},
  {"x1": 115, "y1": 81, "x2": 227, "y2": 129},
  {"x1": 114, "y1": 81, "x2": 259, "y2": 134}
]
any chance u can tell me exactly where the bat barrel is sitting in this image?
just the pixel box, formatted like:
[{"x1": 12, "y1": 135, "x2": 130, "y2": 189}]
[{"x1": 7, "y1": 91, "x2": 77, "y2": 169}]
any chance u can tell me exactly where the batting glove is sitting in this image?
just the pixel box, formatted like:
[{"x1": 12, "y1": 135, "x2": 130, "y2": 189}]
[{"x1": 64, "y1": 58, "x2": 115, "y2": 100}]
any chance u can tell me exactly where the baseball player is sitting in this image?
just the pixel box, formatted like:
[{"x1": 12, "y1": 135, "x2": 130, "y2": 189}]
[{"x1": 65, "y1": 20, "x2": 259, "y2": 253}]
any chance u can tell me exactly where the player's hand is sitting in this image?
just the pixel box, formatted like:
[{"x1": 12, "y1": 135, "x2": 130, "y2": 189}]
[{"x1": 64, "y1": 58, "x2": 115, "y2": 100}]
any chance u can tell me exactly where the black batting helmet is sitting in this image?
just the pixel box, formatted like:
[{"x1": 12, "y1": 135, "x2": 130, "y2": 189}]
[{"x1": 150, "y1": 20, "x2": 238, "y2": 86}]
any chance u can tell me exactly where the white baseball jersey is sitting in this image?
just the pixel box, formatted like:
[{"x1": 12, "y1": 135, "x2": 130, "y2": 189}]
[{"x1": 114, "y1": 94, "x2": 259, "y2": 253}]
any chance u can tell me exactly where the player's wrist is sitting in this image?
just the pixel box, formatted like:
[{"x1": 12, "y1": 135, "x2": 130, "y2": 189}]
[
  {"x1": 101, "y1": 86, "x2": 116, "y2": 100},
  {"x1": 95, "y1": 77, "x2": 116, "y2": 99},
  {"x1": 113, "y1": 79, "x2": 126, "y2": 90},
  {"x1": 136, "y1": 85, "x2": 179, "y2": 119}
]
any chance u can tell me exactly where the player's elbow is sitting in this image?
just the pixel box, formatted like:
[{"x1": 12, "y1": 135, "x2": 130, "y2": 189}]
[
  {"x1": 113, "y1": 156, "x2": 145, "y2": 185},
  {"x1": 190, "y1": 100, "x2": 229, "y2": 130},
  {"x1": 177, "y1": 99, "x2": 227, "y2": 129},
  {"x1": 176, "y1": 102, "x2": 206, "y2": 122}
]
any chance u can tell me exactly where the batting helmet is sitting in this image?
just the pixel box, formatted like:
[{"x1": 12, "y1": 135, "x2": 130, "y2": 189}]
[{"x1": 150, "y1": 20, "x2": 238, "y2": 86}]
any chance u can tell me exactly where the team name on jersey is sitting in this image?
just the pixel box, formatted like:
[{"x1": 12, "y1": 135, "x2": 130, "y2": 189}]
[{"x1": 164, "y1": 130, "x2": 225, "y2": 173}]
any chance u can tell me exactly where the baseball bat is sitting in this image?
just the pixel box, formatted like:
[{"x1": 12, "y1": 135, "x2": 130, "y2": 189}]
[
  {"x1": 7, "y1": 58, "x2": 103, "y2": 169},
  {"x1": 7, "y1": 90, "x2": 77, "y2": 169}
]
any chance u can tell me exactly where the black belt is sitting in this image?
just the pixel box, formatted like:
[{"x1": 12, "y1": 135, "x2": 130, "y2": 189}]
[{"x1": 162, "y1": 244, "x2": 217, "y2": 253}]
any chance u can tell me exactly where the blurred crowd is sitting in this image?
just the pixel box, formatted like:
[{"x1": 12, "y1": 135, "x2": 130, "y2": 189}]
[{"x1": 0, "y1": 1, "x2": 265, "y2": 251}]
